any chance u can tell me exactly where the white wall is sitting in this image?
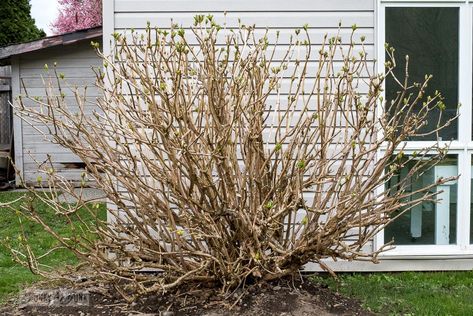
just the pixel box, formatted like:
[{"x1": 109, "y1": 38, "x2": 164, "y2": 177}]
[
  {"x1": 103, "y1": 0, "x2": 381, "y2": 267},
  {"x1": 103, "y1": 0, "x2": 473, "y2": 271}
]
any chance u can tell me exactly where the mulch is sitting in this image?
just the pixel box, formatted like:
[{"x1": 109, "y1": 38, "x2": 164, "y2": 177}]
[{"x1": 0, "y1": 276, "x2": 373, "y2": 316}]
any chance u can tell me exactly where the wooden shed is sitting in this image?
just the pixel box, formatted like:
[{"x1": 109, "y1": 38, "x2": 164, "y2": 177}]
[{"x1": 0, "y1": 27, "x2": 102, "y2": 186}]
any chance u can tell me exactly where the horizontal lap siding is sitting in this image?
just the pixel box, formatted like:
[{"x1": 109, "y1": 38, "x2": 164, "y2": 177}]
[
  {"x1": 115, "y1": 12, "x2": 373, "y2": 29},
  {"x1": 109, "y1": 0, "x2": 377, "y2": 260},
  {"x1": 114, "y1": 0, "x2": 374, "y2": 12},
  {"x1": 18, "y1": 41, "x2": 102, "y2": 184},
  {"x1": 116, "y1": 28, "x2": 374, "y2": 44},
  {"x1": 110, "y1": 0, "x2": 376, "y2": 156},
  {"x1": 113, "y1": 0, "x2": 375, "y2": 39}
]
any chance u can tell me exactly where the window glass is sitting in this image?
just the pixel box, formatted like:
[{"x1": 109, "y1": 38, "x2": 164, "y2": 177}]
[
  {"x1": 385, "y1": 155, "x2": 458, "y2": 245},
  {"x1": 385, "y1": 7, "x2": 459, "y2": 141}
]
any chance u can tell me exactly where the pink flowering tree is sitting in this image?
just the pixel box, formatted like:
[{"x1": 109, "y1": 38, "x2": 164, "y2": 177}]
[{"x1": 51, "y1": 0, "x2": 102, "y2": 34}]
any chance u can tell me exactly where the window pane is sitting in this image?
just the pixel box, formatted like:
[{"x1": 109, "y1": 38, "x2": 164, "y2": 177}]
[
  {"x1": 385, "y1": 155, "x2": 458, "y2": 245},
  {"x1": 385, "y1": 7, "x2": 459, "y2": 141}
]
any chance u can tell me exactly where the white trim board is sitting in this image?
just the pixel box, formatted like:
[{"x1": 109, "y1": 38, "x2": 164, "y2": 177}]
[{"x1": 305, "y1": 257, "x2": 473, "y2": 272}]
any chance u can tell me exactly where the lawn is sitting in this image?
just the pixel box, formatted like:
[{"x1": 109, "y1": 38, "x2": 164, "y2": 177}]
[
  {"x1": 312, "y1": 271, "x2": 473, "y2": 315},
  {"x1": 0, "y1": 191, "x2": 106, "y2": 304}
]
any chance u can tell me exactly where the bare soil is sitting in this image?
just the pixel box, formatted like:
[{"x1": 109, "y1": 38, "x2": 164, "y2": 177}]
[{"x1": 0, "y1": 276, "x2": 372, "y2": 315}]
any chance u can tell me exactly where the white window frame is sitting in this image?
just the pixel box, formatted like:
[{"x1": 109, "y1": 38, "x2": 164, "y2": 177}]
[{"x1": 375, "y1": 0, "x2": 473, "y2": 256}]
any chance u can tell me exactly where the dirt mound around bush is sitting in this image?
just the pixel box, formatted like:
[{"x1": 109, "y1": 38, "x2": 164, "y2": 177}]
[{"x1": 1, "y1": 277, "x2": 371, "y2": 315}]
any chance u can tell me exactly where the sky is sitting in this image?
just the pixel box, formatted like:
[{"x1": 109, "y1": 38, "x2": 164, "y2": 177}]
[{"x1": 30, "y1": 0, "x2": 59, "y2": 36}]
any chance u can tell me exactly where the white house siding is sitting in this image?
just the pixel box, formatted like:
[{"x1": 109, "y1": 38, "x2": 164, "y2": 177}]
[
  {"x1": 12, "y1": 41, "x2": 101, "y2": 185},
  {"x1": 106, "y1": 0, "x2": 473, "y2": 271},
  {"x1": 103, "y1": 0, "x2": 386, "y2": 270},
  {"x1": 104, "y1": 0, "x2": 473, "y2": 272}
]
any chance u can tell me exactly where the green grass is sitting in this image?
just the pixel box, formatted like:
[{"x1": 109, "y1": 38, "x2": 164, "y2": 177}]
[
  {"x1": 311, "y1": 271, "x2": 473, "y2": 315},
  {"x1": 0, "y1": 191, "x2": 105, "y2": 304}
]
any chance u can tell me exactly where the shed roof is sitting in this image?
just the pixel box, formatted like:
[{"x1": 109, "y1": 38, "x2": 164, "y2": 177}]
[{"x1": 0, "y1": 27, "x2": 102, "y2": 65}]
